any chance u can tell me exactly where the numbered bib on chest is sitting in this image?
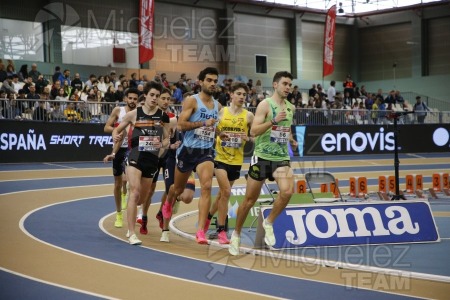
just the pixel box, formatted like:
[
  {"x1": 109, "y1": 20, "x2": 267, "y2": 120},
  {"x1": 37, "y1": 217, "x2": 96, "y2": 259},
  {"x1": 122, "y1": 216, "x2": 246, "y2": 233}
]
[
  {"x1": 221, "y1": 132, "x2": 242, "y2": 148},
  {"x1": 139, "y1": 136, "x2": 161, "y2": 152},
  {"x1": 270, "y1": 125, "x2": 290, "y2": 144},
  {"x1": 194, "y1": 126, "x2": 215, "y2": 142}
]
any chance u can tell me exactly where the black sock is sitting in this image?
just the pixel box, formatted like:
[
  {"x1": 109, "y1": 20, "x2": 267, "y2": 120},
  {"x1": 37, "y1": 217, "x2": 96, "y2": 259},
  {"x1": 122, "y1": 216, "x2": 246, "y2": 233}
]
[
  {"x1": 207, "y1": 213, "x2": 213, "y2": 220},
  {"x1": 142, "y1": 215, "x2": 148, "y2": 222},
  {"x1": 217, "y1": 225, "x2": 225, "y2": 232},
  {"x1": 162, "y1": 229, "x2": 169, "y2": 232}
]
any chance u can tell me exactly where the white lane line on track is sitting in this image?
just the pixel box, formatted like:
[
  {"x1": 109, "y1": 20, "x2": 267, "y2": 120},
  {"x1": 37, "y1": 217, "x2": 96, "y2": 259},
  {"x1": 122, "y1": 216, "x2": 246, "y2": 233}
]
[
  {"x1": 407, "y1": 153, "x2": 426, "y2": 159},
  {"x1": 43, "y1": 163, "x2": 78, "y2": 169},
  {"x1": 0, "y1": 266, "x2": 118, "y2": 300},
  {"x1": 16, "y1": 197, "x2": 280, "y2": 300},
  {"x1": 0, "y1": 175, "x2": 111, "y2": 183}
]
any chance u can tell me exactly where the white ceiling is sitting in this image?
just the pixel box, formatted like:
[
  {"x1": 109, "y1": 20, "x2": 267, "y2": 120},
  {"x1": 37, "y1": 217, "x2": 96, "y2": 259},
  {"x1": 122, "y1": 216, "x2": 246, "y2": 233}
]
[{"x1": 254, "y1": 0, "x2": 445, "y2": 14}]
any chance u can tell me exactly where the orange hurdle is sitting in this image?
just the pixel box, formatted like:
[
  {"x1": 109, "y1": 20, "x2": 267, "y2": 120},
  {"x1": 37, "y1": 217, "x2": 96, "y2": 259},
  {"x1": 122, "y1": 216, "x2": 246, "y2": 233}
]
[
  {"x1": 297, "y1": 180, "x2": 307, "y2": 194},
  {"x1": 320, "y1": 179, "x2": 340, "y2": 197},
  {"x1": 432, "y1": 173, "x2": 449, "y2": 192},
  {"x1": 405, "y1": 174, "x2": 423, "y2": 193},
  {"x1": 388, "y1": 175, "x2": 396, "y2": 193},
  {"x1": 378, "y1": 176, "x2": 387, "y2": 193},
  {"x1": 432, "y1": 173, "x2": 441, "y2": 192},
  {"x1": 349, "y1": 177, "x2": 367, "y2": 198}
]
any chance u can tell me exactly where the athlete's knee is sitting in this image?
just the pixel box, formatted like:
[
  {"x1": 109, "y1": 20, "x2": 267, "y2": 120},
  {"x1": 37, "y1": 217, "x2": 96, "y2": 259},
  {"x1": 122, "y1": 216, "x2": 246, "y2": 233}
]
[
  {"x1": 279, "y1": 187, "x2": 294, "y2": 201},
  {"x1": 219, "y1": 188, "x2": 231, "y2": 200}
]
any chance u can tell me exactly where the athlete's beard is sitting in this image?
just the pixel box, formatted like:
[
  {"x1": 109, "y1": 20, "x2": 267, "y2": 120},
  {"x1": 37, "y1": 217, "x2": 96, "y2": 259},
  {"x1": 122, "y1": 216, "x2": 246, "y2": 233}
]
[
  {"x1": 128, "y1": 103, "x2": 136, "y2": 109},
  {"x1": 202, "y1": 86, "x2": 214, "y2": 96}
]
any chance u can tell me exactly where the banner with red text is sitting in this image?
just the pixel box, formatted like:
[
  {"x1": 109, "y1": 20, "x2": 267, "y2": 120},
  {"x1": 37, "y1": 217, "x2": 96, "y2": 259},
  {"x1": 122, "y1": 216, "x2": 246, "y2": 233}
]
[
  {"x1": 139, "y1": 0, "x2": 154, "y2": 64},
  {"x1": 323, "y1": 5, "x2": 337, "y2": 77}
]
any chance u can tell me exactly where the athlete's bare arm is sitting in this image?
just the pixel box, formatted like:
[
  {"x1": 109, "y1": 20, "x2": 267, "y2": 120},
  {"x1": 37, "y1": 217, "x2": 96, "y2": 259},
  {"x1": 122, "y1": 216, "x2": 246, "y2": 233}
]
[
  {"x1": 113, "y1": 109, "x2": 137, "y2": 142},
  {"x1": 250, "y1": 100, "x2": 271, "y2": 137},
  {"x1": 104, "y1": 106, "x2": 121, "y2": 133}
]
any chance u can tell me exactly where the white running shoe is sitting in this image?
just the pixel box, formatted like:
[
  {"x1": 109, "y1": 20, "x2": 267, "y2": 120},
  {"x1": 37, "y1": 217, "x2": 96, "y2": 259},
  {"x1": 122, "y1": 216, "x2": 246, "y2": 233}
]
[
  {"x1": 160, "y1": 231, "x2": 170, "y2": 243},
  {"x1": 128, "y1": 234, "x2": 142, "y2": 245},
  {"x1": 263, "y1": 219, "x2": 276, "y2": 246},
  {"x1": 228, "y1": 231, "x2": 240, "y2": 256}
]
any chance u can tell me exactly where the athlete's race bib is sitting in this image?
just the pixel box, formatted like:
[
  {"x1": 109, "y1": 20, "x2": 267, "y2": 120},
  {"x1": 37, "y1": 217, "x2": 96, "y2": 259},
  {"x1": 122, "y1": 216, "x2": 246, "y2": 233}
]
[
  {"x1": 221, "y1": 132, "x2": 243, "y2": 148},
  {"x1": 270, "y1": 125, "x2": 290, "y2": 144},
  {"x1": 194, "y1": 126, "x2": 215, "y2": 142},
  {"x1": 138, "y1": 136, "x2": 161, "y2": 152}
]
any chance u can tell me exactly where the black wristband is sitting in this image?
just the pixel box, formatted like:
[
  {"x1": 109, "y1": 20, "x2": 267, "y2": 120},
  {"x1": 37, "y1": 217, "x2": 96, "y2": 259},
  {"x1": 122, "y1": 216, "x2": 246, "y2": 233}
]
[{"x1": 271, "y1": 119, "x2": 277, "y2": 125}]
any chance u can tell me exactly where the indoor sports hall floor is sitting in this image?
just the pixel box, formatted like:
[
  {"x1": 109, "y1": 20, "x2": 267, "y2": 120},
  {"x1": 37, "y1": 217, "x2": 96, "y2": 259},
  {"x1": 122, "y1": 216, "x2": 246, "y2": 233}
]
[{"x1": 0, "y1": 153, "x2": 449, "y2": 299}]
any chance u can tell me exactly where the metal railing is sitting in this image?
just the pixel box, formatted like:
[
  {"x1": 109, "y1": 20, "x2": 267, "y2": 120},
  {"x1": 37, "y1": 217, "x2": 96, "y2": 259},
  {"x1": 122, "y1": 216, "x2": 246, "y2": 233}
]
[{"x1": 1, "y1": 98, "x2": 449, "y2": 125}]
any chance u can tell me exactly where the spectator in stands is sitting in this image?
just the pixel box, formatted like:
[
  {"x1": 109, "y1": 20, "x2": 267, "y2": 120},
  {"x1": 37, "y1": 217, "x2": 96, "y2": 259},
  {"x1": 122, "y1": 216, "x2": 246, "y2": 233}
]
[
  {"x1": 35, "y1": 75, "x2": 49, "y2": 94},
  {"x1": 55, "y1": 88, "x2": 68, "y2": 103},
  {"x1": 50, "y1": 80, "x2": 61, "y2": 100},
  {"x1": 308, "y1": 83, "x2": 317, "y2": 97},
  {"x1": 375, "y1": 88, "x2": 385, "y2": 103},
  {"x1": 4, "y1": 93, "x2": 26, "y2": 119},
  {"x1": 384, "y1": 90, "x2": 396, "y2": 105},
  {"x1": 288, "y1": 85, "x2": 301, "y2": 106},
  {"x1": 360, "y1": 85, "x2": 368, "y2": 98},
  {"x1": 77, "y1": 100, "x2": 92, "y2": 122},
  {"x1": 64, "y1": 101, "x2": 80, "y2": 122},
  {"x1": 11, "y1": 74, "x2": 21, "y2": 93},
  {"x1": 161, "y1": 73, "x2": 170, "y2": 88},
  {"x1": 365, "y1": 93, "x2": 374, "y2": 110},
  {"x1": 50, "y1": 102, "x2": 67, "y2": 121},
  {"x1": 121, "y1": 79, "x2": 129, "y2": 90},
  {"x1": 63, "y1": 80, "x2": 72, "y2": 97},
  {"x1": 6, "y1": 64, "x2": 16, "y2": 77},
  {"x1": 395, "y1": 90, "x2": 404, "y2": 106},
  {"x1": 327, "y1": 81, "x2": 336, "y2": 104},
  {"x1": 247, "y1": 78, "x2": 253, "y2": 89},
  {"x1": 343, "y1": 91, "x2": 353, "y2": 108},
  {"x1": 26, "y1": 84, "x2": 40, "y2": 108},
  {"x1": 22, "y1": 76, "x2": 34, "y2": 94},
  {"x1": 52, "y1": 66, "x2": 62, "y2": 84},
  {"x1": 97, "y1": 75, "x2": 107, "y2": 94},
  {"x1": 85, "y1": 74, "x2": 97, "y2": 88},
  {"x1": 343, "y1": 74, "x2": 356, "y2": 99},
  {"x1": 104, "y1": 75, "x2": 113, "y2": 89},
  {"x1": 18, "y1": 64, "x2": 28, "y2": 82},
  {"x1": 1, "y1": 75, "x2": 17, "y2": 95},
  {"x1": 137, "y1": 84, "x2": 144, "y2": 95},
  {"x1": 109, "y1": 71, "x2": 117, "y2": 85},
  {"x1": 60, "y1": 69, "x2": 71, "y2": 86},
  {"x1": 115, "y1": 74, "x2": 125, "y2": 89},
  {"x1": 254, "y1": 79, "x2": 263, "y2": 94},
  {"x1": 129, "y1": 73, "x2": 139, "y2": 88},
  {"x1": 33, "y1": 100, "x2": 49, "y2": 121},
  {"x1": 371, "y1": 98, "x2": 380, "y2": 124},
  {"x1": 114, "y1": 85, "x2": 124, "y2": 102},
  {"x1": 171, "y1": 82, "x2": 183, "y2": 103},
  {"x1": 413, "y1": 96, "x2": 430, "y2": 124},
  {"x1": 87, "y1": 94, "x2": 102, "y2": 121},
  {"x1": 71, "y1": 73, "x2": 83, "y2": 91},
  {"x1": 217, "y1": 86, "x2": 229, "y2": 107},
  {"x1": 29, "y1": 64, "x2": 41, "y2": 83},
  {"x1": 0, "y1": 62, "x2": 7, "y2": 82},
  {"x1": 103, "y1": 86, "x2": 116, "y2": 115}
]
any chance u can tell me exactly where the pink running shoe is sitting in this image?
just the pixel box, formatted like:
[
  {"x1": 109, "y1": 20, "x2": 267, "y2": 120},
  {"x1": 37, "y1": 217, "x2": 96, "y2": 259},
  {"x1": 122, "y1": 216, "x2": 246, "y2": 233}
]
[
  {"x1": 203, "y1": 218, "x2": 211, "y2": 233},
  {"x1": 218, "y1": 231, "x2": 230, "y2": 244},
  {"x1": 162, "y1": 200, "x2": 172, "y2": 219},
  {"x1": 196, "y1": 229, "x2": 208, "y2": 245}
]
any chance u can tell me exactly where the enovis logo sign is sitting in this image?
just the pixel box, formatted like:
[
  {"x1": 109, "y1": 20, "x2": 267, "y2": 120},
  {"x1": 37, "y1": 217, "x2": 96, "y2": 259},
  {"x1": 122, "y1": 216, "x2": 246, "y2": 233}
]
[{"x1": 34, "y1": 3, "x2": 80, "y2": 46}]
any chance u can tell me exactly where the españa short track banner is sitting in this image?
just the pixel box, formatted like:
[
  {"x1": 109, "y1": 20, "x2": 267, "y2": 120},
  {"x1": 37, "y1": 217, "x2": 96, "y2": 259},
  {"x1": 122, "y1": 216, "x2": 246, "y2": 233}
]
[{"x1": 258, "y1": 201, "x2": 440, "y2": 249}]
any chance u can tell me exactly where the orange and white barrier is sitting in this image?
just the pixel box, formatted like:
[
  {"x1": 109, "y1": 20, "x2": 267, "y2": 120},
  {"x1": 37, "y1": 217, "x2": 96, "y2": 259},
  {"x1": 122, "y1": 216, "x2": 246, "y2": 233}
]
[
  {"x1": 405, "y1": 174, "x2": 423, "y2": 193},
  {"x1": 349, "y1": 176, "x2": 367, "y2": 198}
]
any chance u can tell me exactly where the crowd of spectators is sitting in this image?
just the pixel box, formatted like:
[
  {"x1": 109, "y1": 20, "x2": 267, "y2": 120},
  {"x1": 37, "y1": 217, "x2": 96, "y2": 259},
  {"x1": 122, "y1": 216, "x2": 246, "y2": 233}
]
[{"x1": 0, "y1": 60, "x2": 432, "y2": 124}]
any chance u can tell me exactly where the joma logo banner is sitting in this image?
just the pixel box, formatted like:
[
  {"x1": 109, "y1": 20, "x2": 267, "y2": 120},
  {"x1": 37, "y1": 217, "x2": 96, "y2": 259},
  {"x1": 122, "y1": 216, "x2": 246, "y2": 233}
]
[{"x1": 261, "y1": 201, "x2": 440, "y2": 249}]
